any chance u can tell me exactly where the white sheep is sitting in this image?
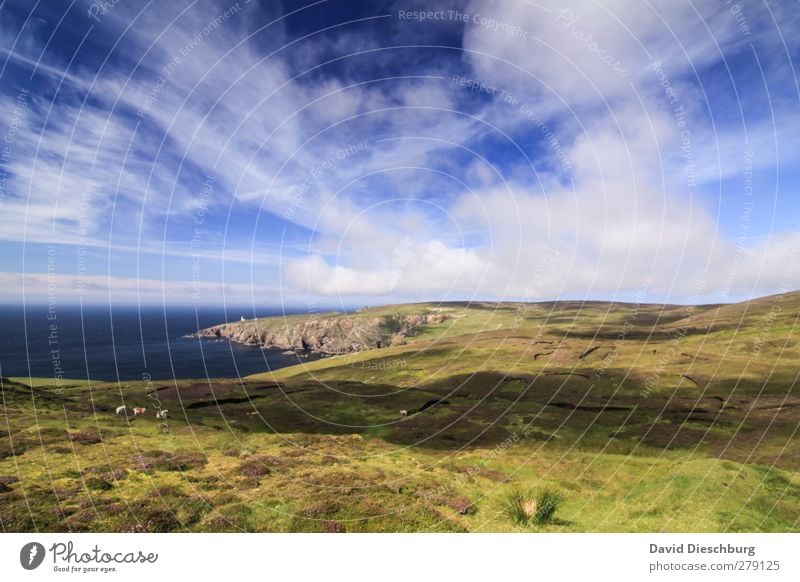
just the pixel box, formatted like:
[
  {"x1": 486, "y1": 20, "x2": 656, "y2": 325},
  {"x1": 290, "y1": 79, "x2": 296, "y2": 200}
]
[
  {"x1": 115, "y1": 406, "x2": 127, "y2": 415},
  {"x1": 399, "y1": 409, "x2": 408, "y2": 416},
  {"x1": 156, "y1": 410, "x2": 168, "y2": 420}
]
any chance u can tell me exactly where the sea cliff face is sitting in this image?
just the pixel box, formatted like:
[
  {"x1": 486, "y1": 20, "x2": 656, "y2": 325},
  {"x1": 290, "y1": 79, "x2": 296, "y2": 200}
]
[{"x1": 196, "y1": 311, "x2": 448, "y2": 355}]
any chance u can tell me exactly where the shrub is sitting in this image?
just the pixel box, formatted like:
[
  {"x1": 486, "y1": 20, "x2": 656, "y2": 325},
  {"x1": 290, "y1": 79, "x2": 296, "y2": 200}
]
[
  {"x1": 147, "y1": 485, "x2": 185, "y2": 499},
  {"x1": 302, "y1": 498, "x2": 339, "y2": 518},
  {"x1": 320, "y1": 455, "x2": 337, "y2": 465},
  {"x1": 118, "y1": 510, "x2": 181, "y2": 533},
  {"x1": 68, "y1": 431, "x2": 102, "y2": 445},
  {"x1": 66, "y1": 510, "x2": 95, "y2": 529},
  {"x1": 443, "y1": 495, "x2": 475, "y2": 515},
  {"x1": 321, "y1": 520, "x2": 345, "y2": 533},
  {"x1": 104, "y1": 469, "x2": 129, "y2": 482},
  {"x1": 132, "y1": 450, "x2": 207, "y2": 472},
  {"x1": 85, "y1": 477, "x2": 113, "y2": 491},
  {"x1": 205, "y1": 515, "x2": 237, "y2": 532},
  {"x1": 238, "y1": 459, "x2": 271, "y2": 478}
]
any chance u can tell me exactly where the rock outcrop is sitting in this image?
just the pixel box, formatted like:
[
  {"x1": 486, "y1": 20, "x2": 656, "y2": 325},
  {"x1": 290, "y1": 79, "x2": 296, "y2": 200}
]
[{"x1": 196, "y1": 311, "x2": 448, "y2": 355}]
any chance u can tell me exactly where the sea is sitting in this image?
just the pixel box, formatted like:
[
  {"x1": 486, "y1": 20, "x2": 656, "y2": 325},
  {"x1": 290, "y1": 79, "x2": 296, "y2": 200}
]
[{"x1": 0, "y1": 304, "x2": 334, "y2": 382}]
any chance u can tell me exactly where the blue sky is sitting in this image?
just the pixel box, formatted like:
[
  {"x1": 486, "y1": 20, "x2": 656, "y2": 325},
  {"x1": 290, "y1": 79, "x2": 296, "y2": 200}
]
[{"x1": 0, "y1": 0, "x2": 798, "y2": 307}]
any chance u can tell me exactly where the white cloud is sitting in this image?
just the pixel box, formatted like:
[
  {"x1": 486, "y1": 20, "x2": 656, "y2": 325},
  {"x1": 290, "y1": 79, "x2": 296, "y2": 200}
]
[
  {"x1": 284, "y1": 239, "x2": 486, "y2": 297},
  {"x1": 1, "y1": 0, "x2": 797, "y2": 305},
  {"x1": 0, "y1": 270, "x2": 279, "y2": 304}
]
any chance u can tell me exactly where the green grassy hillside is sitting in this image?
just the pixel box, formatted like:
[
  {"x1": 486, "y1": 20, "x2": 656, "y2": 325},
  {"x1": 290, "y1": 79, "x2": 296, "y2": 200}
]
[{"x1": 1, "y1": 293, "x2": 799, "y2": 532}]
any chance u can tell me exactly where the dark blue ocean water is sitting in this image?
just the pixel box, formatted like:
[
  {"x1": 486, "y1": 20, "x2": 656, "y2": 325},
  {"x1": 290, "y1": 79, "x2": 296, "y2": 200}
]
[{"x1": 0, "y1": 304, "x2": 330, "y2": 381}]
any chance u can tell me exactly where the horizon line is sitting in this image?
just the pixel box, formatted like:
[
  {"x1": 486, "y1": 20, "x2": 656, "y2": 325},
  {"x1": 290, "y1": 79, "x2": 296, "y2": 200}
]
[{"x1": 1, "y1": 288, "x2": 797, "y2": 310}]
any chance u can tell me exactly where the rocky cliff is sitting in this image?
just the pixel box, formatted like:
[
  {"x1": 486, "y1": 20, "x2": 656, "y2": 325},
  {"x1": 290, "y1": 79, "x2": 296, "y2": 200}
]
[{"x1": 196, "y1": 311, "x2": 448, "y2": 355}]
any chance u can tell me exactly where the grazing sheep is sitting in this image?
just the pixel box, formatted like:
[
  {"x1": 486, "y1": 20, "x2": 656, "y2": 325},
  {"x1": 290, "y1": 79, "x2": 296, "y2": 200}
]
[
  {"x1": 115, "y1": 406, "x2": 127, "y2": 415},
  {"x1": 132, "y1": 407, "x2": 146, "y2": 416},
  {"x1": 399, "y1": 409, "x2": 408, "y2": 416},
  {"x1": 155, "y1": 410, "x2": 168, "y2": 420}
]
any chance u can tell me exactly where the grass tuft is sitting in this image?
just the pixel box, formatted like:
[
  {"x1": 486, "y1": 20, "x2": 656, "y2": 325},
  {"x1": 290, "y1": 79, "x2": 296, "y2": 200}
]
[
  {"x1": 502, "y1": 490, "x2": 530, "y2": 525},
  {"x1": 502, "y1": 488, "x2": 563, "y2": 526},
  {"x1": 533, "y1": 489, "x2": 563, "y2": 525}
]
